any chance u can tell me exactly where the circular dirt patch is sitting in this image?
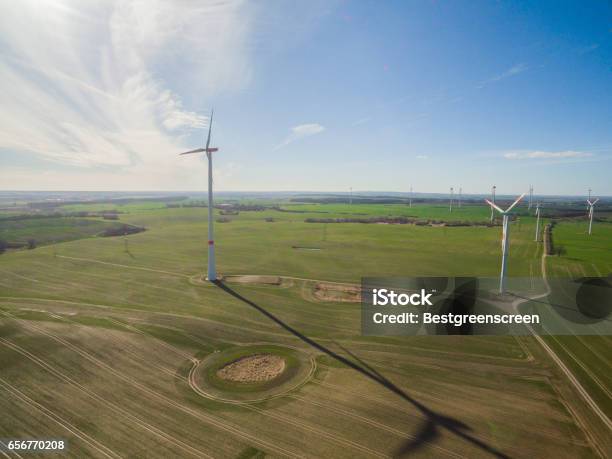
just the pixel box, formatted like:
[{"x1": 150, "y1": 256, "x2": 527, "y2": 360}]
[
  {"x1": 217, "y1": 354, "x2": 286, "y2": 383},
  {"x1": 192, "y1": 344, "x2": 314, "y2": 402}
]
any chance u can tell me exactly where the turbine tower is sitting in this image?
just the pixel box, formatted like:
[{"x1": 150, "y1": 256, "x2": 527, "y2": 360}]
[
  {"x1": 534, "y1": 202, "x2": 541, "y2": 242},
  {"x1": 490, "y1": 185, "x2": 496, "y2": 223},
  {"x1": 485, "y1": 193, "x2": 526, "y2": 294},
  {"x1": 587, "y1": 198, "x2": 599, "y2": 235},
  {"x1": 409, "y1": 186, "x2": 413, "y2": 208},
  {"x1": 179, "y1": 110, "x2": 219, "y2": 281},
  {"x1": 449, "y1": 187, "x2": 454, "y2": 212},
  {"x1": 528, "y1": 185, "x2": 533, "y2": 210}
]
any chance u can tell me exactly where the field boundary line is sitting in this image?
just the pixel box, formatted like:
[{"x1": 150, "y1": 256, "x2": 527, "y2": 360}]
[{"x1": 55, "y1": 255, "x2": 189, "y2": 278}]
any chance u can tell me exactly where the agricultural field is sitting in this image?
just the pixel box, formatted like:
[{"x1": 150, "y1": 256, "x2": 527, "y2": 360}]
[{"x1": 0, "y1": 199, "x2": 610, "y2": 458}]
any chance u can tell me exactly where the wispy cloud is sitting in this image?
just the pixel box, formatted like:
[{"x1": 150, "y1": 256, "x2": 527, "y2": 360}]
[
  {"x1": 416, "y1": 155, "x2": 428, "y2": 159},
  {"x1": 477, "y1": 63, "x2": 528, "y2": 88},
  {"x1": 0, "y1": 0, "x2": 256, "y2": 186},
  {"x1": 275, "y1": 123, "x2": 325, "y2": 149},
  {"x1": 351, "y1": 117, "x2": 371, "y2": 126},
  {"x1": 503, "y1": 150, "x2": 593, "y2": 160}
]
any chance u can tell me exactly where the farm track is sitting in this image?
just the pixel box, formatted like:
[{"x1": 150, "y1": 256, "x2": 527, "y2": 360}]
[{"x1": 514, "y1": 254, "x2": 612, "y2": 434}]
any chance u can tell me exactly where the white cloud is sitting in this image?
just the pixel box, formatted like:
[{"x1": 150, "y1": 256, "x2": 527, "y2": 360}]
[
  {"x1": 0, "y1": 0, "x2": 255, "y2": 184},
  {"x1": 275, "y1": 123, "x2": 325, "y2": 149},
  {"x1": 503, "y1": 150, "x2": 593, "y2": 160},
  {"x1": 416, "y1": 155, "x2": 428, "y2": 159}
]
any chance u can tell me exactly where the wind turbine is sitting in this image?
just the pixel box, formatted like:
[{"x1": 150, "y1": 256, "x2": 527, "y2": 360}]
[
  {"x1": 587, "y1": 198, "x2": 599, "y2": 235},
  {"x1": 409, "y1": 186, "x2": 413, "y2": 208},
  {"x1": 528, "y1": 185, "x2": 533, "y2": 210},
  {"x1": 534, "y1": 202, "x2": 541, "y2": 242},
  {"x1": 449, "y1": 187, "x2": 454, "y2": 212},
  {"x1": 587, "y1": 188, "x2": 592, "y2": 211},
  {"x1": 179, "y1": 110, "x2": 219, "y2": 281},
  {"x1": 490, "y1": 185, "x2": 496, "y2": 223},
  {"x1": 485, "y1": 193, "x2": 526, "y2": 294}
]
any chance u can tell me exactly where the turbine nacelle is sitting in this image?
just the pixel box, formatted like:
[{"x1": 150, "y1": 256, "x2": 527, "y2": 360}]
[
  {"x1": 485, "y1": 193, "x2": 526, "y2": 215},
  {"x1": 586, "y1": 198, "x2": 599, "y2": 207}
]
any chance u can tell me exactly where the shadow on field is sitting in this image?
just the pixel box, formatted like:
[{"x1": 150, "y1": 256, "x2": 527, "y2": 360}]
[{"x1": 215, "y1": 281, "x2": 509, "y2": 458}]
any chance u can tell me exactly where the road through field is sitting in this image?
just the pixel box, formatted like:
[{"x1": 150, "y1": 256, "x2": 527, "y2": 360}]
[{"x1": 513, "y1": 253, "x2": 612, "y2": 433}]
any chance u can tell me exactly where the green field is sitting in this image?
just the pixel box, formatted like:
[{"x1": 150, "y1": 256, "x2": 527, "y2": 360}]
[
  {"x1": 0, "y1": 217, "x2": 134, "y2": 247},
  {"x1": 0, "y1": 201, "x2": 610, "y2": 458}
]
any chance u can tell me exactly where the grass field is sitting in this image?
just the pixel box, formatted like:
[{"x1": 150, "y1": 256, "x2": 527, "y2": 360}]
[
  {"x1": 0, "y1": 201, "x2": 610, "y2": 458},
  {"x1": 0, "y1": 217, "x2": 133, "y2": 248}
]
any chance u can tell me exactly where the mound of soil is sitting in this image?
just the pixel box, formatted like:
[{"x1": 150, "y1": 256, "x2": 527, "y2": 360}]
[
  {"x1": 224, "y1": 275, "x2": 281, "y2": 285},
  {"x1": 216, "y1": 354, "x2": 286, "y2": 383},
  {"x1": 313, "y1": 282, "x2": 361, "y2": 303}
]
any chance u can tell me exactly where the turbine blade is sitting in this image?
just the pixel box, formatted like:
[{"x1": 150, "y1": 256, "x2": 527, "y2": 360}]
[
  {"x1": 505, "y1": 193, "x2": 526, "y2": 212},
  {"x1": 179, "y1": 148, "x2": 206, "y2": 155},
  {"x1": 592, "y1": 198, "x2": 599, "y2": 205},
  {"x1": 485, "y1": 199, "x2": 504, "y2": 214},
  {"x1": 587, "y1": 199, "x2": 592, "y2": 206},
  {"x1": 205, "y1": 109, "x2": 214, "y2": 151}
]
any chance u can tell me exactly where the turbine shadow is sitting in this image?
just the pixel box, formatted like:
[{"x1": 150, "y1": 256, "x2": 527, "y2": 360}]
[{"x1": 214, "y1": 281, "x2": 509, "y2": 458}]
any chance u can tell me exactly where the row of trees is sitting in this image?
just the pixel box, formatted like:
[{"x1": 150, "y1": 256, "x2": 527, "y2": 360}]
[{"x1": 0, "y1": 238, "x2": 36, "y2": 254}]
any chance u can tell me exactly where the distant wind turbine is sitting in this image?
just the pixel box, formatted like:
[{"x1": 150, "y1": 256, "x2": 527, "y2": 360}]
[
  {"x1": 528, "y1": 185, "x2": 533, "y2": 210},
  {"x1": 534, "y1": 202, "x2": 541, "y2": 242},
  {"x1": 178, "y1": 110, "x2": 219, "y2": 281},
  {"x1": 587, "y1": 198, "x2": 599, "y2": 236},
  {"x1": 490, "y1": 185, "x2": 496, "y2": 224},
  {"x1": 485, "y1": 193, "x2": 526, "y2": 294},
  {"x1": 409, "y1": 186, "x2": 413, "y2": 208},
  {"x1": 587, "y1": 188, "x2": 592, "y2": 211},
  {"x1": 449, "y1": 187, "x2": 454, "y2": 212}
]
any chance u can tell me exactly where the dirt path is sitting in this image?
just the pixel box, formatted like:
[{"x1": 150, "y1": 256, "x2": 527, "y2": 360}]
[{"x1": 513, "y1": 254, "x2": 612, "y2": 434}]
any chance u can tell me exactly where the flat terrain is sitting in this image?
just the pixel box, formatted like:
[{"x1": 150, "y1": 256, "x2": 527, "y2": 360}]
[{"x1": 0, "y1": 201, "x2": 610, "y2": 458}]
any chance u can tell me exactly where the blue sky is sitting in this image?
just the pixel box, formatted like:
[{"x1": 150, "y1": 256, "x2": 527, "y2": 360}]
[{"x1": 0, "y1": 0, "x2": 610, "y2": 195}]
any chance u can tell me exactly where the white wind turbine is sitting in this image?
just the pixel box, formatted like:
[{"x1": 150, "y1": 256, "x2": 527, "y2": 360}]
[
  {"x1": 490, "y1": 185, "x2": 496, "y2": 223},
  {"x1": 485, "y1": 193, "x2": 526, "y2": 294},
  {"x1": 534, "y1": 202, "x2": 541, "y2": 242},
  {"x1": 179, "y1": 110, "x2": 219, "y2": 281},
  {"x1": 587, "y1": 198, "x2": 599, "y2": 235},
  {"x1": 449, "y1": 187, "x2": 454, "y2": 212},
  {"x1": 528, "y1": 185, "x2": 533, "y2": 210}
]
